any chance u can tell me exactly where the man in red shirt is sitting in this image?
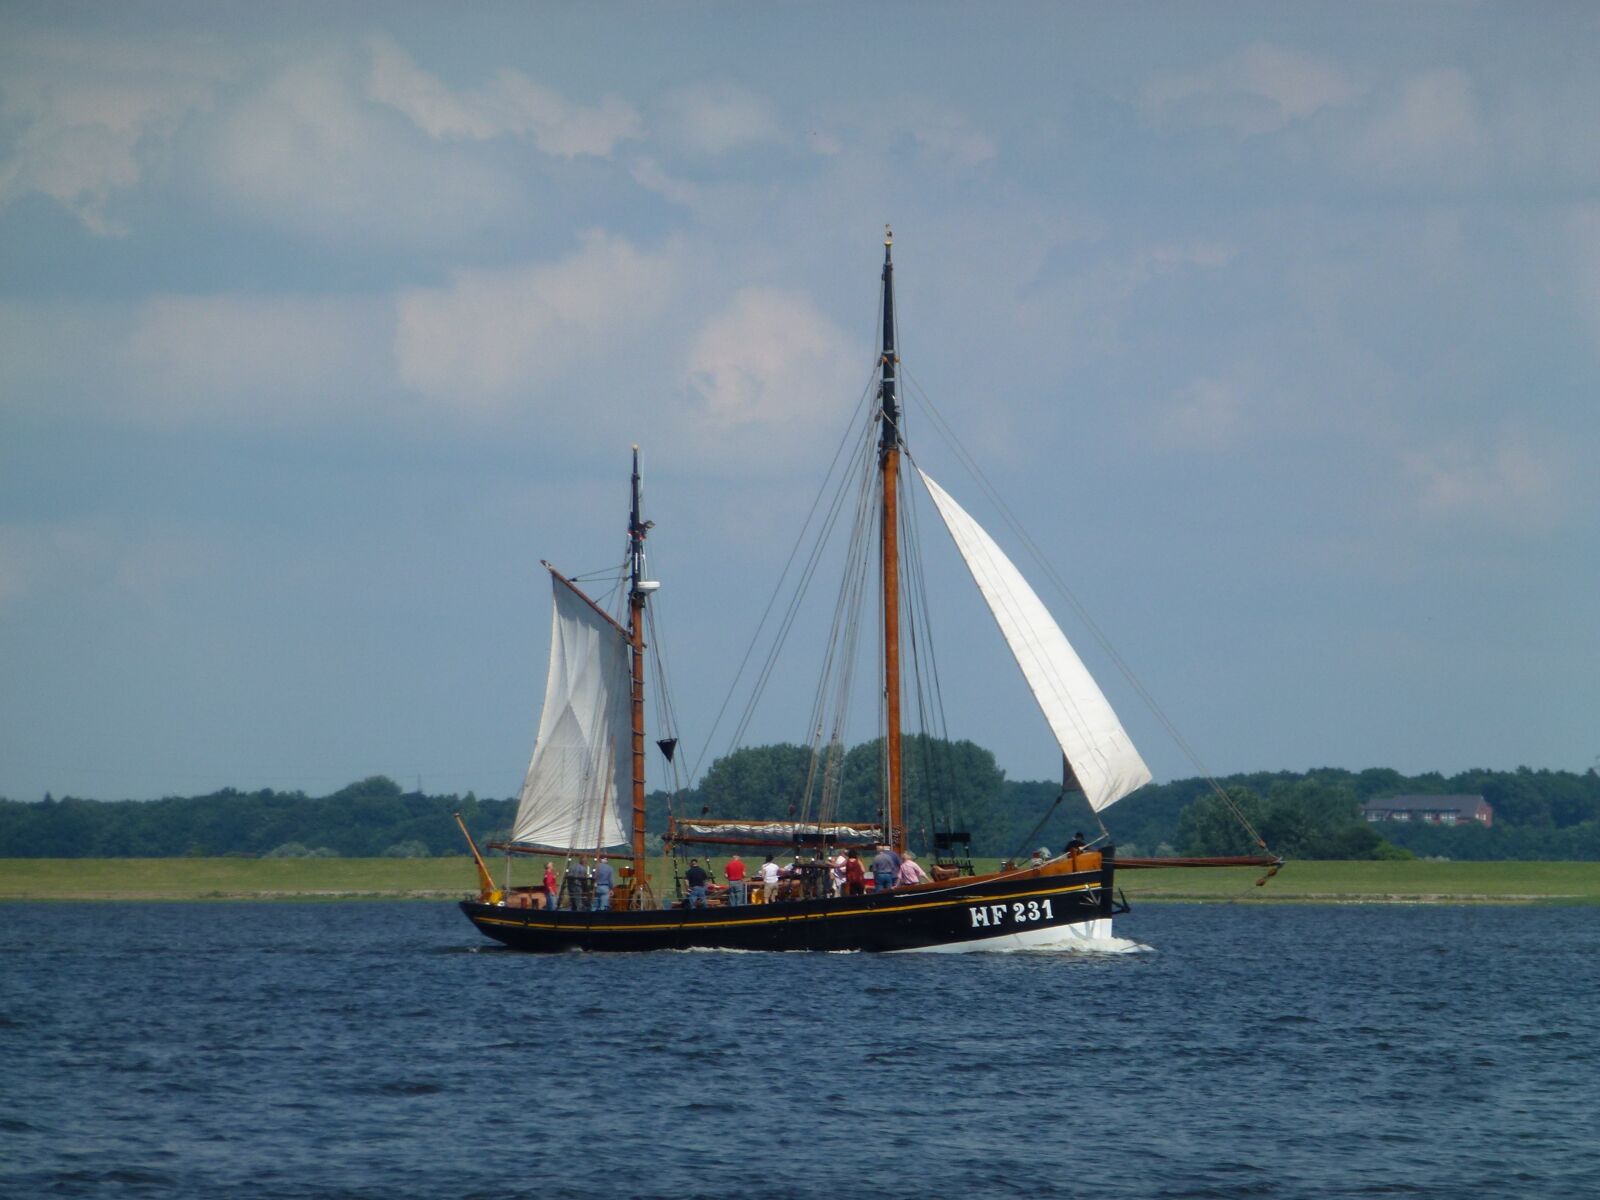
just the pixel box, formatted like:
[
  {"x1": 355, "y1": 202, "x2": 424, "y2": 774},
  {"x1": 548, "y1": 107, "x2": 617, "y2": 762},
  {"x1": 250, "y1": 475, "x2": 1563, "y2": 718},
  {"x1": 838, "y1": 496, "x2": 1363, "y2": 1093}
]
[{"x1": 724, "y1": 854, "x2": 748, "y2": 906}]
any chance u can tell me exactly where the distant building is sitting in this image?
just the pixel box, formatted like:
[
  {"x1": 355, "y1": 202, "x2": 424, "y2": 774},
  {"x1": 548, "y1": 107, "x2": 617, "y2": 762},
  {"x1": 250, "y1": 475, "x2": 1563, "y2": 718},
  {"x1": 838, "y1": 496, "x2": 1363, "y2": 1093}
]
[{"x1": 1362, "y1": 794, "x2": 1493, "y2": 829}]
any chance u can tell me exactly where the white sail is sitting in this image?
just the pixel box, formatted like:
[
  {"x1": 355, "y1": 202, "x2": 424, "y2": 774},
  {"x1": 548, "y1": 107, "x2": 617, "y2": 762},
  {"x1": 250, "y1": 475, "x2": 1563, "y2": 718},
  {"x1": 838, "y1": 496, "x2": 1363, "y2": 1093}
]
[
  {"x1": 510, "y1": 571, "x2": 632, "y2": 849},
  {"x1": 917, "y1": 469, "x2": 1152, "y2": 812}
]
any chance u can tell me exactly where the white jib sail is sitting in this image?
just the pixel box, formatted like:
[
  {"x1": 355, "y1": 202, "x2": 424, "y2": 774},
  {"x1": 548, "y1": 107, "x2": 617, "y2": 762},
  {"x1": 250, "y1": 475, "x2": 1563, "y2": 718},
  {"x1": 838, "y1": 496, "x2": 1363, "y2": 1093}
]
[
  {"x1": 917, "y1": 469, "x2": 1152, "y2": 812},
  {"x1": 510, "y1": 572, "x2": 632, "y2": 849}
]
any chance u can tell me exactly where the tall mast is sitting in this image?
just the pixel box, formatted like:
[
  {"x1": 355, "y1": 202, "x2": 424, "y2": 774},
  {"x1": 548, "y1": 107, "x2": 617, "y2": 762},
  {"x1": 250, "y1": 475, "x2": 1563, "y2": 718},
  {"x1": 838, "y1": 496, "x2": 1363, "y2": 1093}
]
[
  {"x1": 878, "y1": 227, "x2": 905, "y2": 855},
  {"x1": 627, "y1": 446, "x2": 651, "y2": 893}
]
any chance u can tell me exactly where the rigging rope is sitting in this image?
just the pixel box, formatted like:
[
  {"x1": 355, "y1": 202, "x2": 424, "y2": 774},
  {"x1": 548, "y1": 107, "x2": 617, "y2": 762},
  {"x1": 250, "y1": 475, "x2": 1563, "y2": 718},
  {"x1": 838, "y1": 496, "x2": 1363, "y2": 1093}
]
[
  {"x1": 898, "y1": 367, "x2": 1273, "y2": 854},
  {"x1": 687, "y1": 363, "x2": 882, "y2": 786}
]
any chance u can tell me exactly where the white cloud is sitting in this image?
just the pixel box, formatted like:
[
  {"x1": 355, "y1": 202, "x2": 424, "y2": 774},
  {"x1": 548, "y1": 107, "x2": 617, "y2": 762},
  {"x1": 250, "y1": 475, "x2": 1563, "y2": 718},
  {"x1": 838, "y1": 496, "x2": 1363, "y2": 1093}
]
[
  {"x1": 0, "y1": 31, "x2": 229, "y2": 234},
  {"x1": 1344, "y1": 68, "x2": 1483, "y2": 179},
  {"x1": 810, "y1": 94, "x2": 997, "y2": 174},
  {"x1": 897, "y1": 100, "x2": 997, "y2": 168},
  {"x1": 629, "y1": 156, "x2": 703, "y2": 208},
  {"x1": 1141, "y1": 42, "x2": 1363, "y2": 136},
  {"x1": 686, "y1": 288, "x2": 860, "y2": 429},
  {"x1": 365, "y1": 35, "x2": 641, "y2": 157},
  {"x1": 1160, "y1": 375, "x2": 1251, "y2": 451},
  {"x1": 394, "y1": 231, "x2": 683, "y2": 409},
  {"x1": 655, "y1": 82, "x2": 781, "y2": 156},
  {"x1": 208, "y1": 49, "x2": 522, "y2": 246},
  {"x1": 1020, "y1": 240, "x2": 1237, "y2": 361},
  {"x1": 1405, "y1": 430, "x2": 1566, "y2": 533}
]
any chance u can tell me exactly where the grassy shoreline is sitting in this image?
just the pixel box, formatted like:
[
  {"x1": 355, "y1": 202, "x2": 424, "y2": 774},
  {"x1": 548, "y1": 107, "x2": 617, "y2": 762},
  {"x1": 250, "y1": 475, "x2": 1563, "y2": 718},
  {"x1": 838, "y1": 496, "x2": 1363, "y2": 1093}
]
[{"x1": 2, "y1": 857, "x2": 1597, "y2": 903}]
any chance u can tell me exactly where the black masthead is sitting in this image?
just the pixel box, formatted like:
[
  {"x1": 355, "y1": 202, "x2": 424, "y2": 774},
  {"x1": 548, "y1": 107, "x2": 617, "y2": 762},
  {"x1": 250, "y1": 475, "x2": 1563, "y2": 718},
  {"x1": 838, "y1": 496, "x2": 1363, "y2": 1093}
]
[
  {"x1": 628, "y1": 445, "x2": 650, "y2": 598},
  {"x1": 878, "y1": 225, "x2": 899, "y2": 458}
]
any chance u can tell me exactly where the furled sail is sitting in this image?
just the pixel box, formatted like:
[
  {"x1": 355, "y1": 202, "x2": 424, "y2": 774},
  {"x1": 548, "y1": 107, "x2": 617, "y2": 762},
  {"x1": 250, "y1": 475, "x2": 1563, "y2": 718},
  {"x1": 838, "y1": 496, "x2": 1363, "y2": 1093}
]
[
  {"x1": 510, "y1": 570, "x2": 632, "y2": 849},
  {"x1": 917, "y1": 469, "x2": 1152, "y2": 812},
  {"x1": 668, "y1": 819, "x2": 885, "y2": 847}
]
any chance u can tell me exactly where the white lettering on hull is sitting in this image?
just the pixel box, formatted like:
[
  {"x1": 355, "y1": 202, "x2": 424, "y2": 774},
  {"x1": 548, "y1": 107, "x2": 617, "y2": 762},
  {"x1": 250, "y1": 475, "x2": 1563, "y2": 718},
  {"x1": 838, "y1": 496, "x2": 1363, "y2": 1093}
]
[{"x1": 969, "y1": 897, "x2": 1055, "y2": 928}]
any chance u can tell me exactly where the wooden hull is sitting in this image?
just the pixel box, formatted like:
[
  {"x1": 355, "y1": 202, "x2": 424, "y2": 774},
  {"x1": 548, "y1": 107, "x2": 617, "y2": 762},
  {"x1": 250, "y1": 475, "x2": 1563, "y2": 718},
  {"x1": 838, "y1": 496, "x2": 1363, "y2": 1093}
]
[{"x1": 460, "y1": 854, "x2": 1119, "y2": 953}]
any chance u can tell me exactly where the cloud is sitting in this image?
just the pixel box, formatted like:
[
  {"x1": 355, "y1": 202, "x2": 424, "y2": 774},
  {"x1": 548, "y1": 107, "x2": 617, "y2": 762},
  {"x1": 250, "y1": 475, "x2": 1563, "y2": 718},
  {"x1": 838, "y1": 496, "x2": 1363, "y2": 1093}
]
[
  {"x1": 1141, "y1": 42, "x2": 1363, "y2": 136},
  {"x1": 629, "y1": 156, "x2": 706, "y2": 209},
  {"x1": 1344, "y1": 68, "x2": 1483, "y2": 180},
  {"x1": 1404, "y1": 430, "x2": 1567, "y2": 534},
  {"x1": 208, "y1": 49, "x2": 523, "y2": 246},
  {"x1": 1020, "y1": 240, "x2": 1237, "y2": 362},
  {"x1": 808, "y1": 94, "x2": 997, "y2": 175},
  {"x1": 394, "y1": 231, "x2": 683, "y2": 410},
  {"x1": 686, "y1": 287, "x2": 861, "y2": 429},
  {"x1": 364, "y1": 35, "x2": 641, "y2": 157},
  {"x1": 0, "y1": 31, "x2": 229, "y2": 234},
  {"x1": 887, "y1": 98, "x2": 997, "y2": 169},
  {"x1": 1159, "y1": 374, "x2": 1253, "y2": 451},
  {"x1": 655, "y1": 82, "x2": 781, "y2": 156}
]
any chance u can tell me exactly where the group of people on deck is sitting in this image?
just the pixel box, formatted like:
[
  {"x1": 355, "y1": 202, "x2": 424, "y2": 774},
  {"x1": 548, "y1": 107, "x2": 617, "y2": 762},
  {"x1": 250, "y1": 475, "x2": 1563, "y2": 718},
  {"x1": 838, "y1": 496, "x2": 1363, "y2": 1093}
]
[
  {"x1": 679, "y1": 844, "x2": 929, "y2": 908},
  {"x1": 538, "y1": 854, "x2": 616, "y2": 911}
]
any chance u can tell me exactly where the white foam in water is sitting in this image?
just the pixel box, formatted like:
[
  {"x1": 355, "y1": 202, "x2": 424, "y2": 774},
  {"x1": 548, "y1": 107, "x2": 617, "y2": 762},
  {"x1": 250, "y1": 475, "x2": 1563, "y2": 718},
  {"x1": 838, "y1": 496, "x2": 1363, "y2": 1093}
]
[{"x1": 889, "y1": 918, "x2": 1152, "y2": 954}]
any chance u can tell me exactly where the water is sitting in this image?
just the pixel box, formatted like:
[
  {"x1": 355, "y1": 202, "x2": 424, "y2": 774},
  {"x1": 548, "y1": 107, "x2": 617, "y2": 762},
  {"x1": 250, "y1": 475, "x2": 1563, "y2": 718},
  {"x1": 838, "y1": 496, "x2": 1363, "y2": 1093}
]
[{"x1": 1, "y1": 902, "x2": 1596, "y2": 1199}]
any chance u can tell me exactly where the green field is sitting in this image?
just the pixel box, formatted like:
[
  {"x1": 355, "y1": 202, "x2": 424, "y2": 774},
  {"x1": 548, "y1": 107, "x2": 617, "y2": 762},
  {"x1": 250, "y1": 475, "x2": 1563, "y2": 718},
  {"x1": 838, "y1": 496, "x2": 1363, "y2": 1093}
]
[{"x1": 1, "y1": 856, "x2": 1596, "y2": 903}]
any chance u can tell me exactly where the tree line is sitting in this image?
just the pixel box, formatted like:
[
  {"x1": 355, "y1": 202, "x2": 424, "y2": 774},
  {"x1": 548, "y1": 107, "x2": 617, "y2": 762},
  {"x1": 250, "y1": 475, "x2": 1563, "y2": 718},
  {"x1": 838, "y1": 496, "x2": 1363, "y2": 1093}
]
[{"x1": 2, "y1": 748, "x2": 1597, "y2": 860}]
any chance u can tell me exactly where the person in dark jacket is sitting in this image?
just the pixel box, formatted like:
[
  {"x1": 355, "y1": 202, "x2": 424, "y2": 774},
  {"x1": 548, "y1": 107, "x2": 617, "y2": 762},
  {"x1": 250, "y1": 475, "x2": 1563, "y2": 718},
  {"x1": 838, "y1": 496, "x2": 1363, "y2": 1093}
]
[
  {"x1": 684, "y1": 859, "x2": 709, "y2": 908},
  {"x1": 564, "y1": 856, "x2": 590, "y2": 910}
]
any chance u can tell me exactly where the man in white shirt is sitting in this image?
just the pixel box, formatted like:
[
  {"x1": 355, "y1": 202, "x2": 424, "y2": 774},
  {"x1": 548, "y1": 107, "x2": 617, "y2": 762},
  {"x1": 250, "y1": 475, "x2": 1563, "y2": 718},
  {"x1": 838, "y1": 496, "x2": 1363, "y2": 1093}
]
[{"x1": 759, "y1": 854, "x2": 781, "y2": 904}]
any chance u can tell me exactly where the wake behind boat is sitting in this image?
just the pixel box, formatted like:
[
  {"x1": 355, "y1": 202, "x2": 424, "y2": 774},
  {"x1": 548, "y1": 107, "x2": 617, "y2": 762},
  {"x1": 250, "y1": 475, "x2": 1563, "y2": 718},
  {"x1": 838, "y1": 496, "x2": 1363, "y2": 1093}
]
[{"x1": 457, "y1": 229, "x2": 1269, "y2": 953}]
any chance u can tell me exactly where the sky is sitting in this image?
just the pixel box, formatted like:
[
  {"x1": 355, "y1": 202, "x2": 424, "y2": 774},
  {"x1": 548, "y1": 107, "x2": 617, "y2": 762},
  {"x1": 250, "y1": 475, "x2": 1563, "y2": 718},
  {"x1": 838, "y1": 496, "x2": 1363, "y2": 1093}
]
[{"x1": 3, "y1": 1, "x2": 1598, "y2": 805}]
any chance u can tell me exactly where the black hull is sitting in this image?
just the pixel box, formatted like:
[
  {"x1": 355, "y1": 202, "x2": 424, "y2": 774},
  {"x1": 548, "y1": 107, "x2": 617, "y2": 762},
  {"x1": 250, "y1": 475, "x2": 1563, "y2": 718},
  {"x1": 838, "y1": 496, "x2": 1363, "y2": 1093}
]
[{"x1": 460, "y1": 858, "x2": 1117, "y2": 953}]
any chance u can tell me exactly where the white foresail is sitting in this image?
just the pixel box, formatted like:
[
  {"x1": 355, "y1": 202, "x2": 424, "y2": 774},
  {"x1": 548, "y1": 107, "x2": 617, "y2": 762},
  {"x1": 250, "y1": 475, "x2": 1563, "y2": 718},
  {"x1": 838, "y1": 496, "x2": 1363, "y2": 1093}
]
[
  {"x1": 510, "y1": 572, "x2": 632, "y2": 849},
  {"x1": 917, "y1": 469, "x2": 1152, "y2": 812}
]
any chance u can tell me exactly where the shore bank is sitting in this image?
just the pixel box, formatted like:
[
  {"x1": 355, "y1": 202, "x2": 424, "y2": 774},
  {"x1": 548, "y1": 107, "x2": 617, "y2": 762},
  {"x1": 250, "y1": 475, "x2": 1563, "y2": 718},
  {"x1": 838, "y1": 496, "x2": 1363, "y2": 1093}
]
[{"x1": 2, "y1": 857, "x2": 1597, "y2": 903}]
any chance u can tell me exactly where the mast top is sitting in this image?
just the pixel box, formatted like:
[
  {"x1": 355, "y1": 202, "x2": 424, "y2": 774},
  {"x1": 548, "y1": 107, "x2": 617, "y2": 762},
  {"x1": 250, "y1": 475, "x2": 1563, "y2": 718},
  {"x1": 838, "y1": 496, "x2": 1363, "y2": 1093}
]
[{"x1": 878, "y1": 226, "x2": 899, "y2": 457}]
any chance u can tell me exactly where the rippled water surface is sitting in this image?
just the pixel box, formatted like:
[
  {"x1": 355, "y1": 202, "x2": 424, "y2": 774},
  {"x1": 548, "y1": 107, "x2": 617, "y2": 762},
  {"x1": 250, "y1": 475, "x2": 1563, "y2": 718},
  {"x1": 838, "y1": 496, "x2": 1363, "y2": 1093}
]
[{"x1": 2, "y1": 902, "x2": 1596, "y2": 1198}]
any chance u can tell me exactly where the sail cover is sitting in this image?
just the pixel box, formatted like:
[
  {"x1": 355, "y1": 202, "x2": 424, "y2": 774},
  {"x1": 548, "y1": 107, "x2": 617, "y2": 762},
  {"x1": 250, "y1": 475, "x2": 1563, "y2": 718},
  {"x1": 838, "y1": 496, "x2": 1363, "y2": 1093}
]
[
  {"x1": 669, "y1": 819, "x2": 885, "y2": 847},
  {"x1": 917, "y1": 470, "x2": 1152, "y2": 812},
  {"x1": 510, "y1": 572, "x2": 632, "y2": 849}
]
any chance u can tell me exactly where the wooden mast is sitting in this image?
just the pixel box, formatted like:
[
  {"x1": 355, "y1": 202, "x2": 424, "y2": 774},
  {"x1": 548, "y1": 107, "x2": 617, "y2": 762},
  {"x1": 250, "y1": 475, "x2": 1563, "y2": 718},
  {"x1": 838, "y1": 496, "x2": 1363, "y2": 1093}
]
[
  {"x1": 627, "y1": 446, "x2": 651, "y2": 900},
  {"x1": 878, "y1": 227, "x2": 906, "y2": 856}
]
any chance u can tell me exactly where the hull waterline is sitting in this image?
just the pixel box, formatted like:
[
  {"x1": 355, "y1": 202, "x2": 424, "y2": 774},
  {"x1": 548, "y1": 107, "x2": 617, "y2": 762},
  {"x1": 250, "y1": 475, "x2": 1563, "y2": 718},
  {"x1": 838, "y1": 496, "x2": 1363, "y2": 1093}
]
[{"x1": 460, "y1": 856, "x2": 1118, "y2": 953}]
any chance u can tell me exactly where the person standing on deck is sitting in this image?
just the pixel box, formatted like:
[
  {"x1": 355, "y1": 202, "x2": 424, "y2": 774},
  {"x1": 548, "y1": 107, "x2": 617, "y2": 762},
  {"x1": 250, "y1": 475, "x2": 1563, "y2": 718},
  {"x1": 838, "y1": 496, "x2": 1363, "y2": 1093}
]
[
  {"x1": 724, "y1": 853, "x2": 747, "y2": 906},
  {"x1": 542, "y1": 862, "x2": 558, "y2": 911},
  {"x1": 830, "y1": 849, "x2": 847, "y2": 897},
  {"x1": 844, "y1": 848, "x2": 865, "y2": 896},
  {"x1": 565, "y1": 856, "x2": 589, "y2": 911},
  {"x1": 684, "y1": 859, "x2": 710, "y2": 907},
  {"x1": 759, "y1": 854, "x2": 781, "y2": 903},
  {"x1": 897, "y1": 851, "x2": 928, "y2": 887},
  {"x1": 592, "y1": 855, "x2": 615, "y2": 911},
  {"x1": 871, "y1": 845, "x2": 898, "y2": 893}
]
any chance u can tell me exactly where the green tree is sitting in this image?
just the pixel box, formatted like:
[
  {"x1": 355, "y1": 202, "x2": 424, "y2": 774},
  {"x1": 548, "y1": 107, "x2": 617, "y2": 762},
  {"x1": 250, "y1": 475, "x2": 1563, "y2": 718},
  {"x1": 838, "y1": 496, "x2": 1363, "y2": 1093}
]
[{"x1": 1176, "y1": 786, "x2": 1266, "y2": 856}]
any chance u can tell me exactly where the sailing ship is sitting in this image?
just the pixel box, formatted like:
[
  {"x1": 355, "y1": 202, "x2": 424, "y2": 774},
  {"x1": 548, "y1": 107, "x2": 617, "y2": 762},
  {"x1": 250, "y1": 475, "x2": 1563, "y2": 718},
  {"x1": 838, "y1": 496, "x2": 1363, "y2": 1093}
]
[{"x1": 457, "y1": 230, "x2": 1272, "y2": 952}]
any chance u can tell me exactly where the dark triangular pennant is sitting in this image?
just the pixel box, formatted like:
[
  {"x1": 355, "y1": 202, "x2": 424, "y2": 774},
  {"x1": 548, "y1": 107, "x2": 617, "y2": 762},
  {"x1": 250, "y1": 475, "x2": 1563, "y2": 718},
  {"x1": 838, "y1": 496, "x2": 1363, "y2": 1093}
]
[
  {"x1": 656, "y1": 738, "x2": 678, "y2": 763},
  {"x1": 1061, "y1": 754, "x2": 1083, "y2": 795}
]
